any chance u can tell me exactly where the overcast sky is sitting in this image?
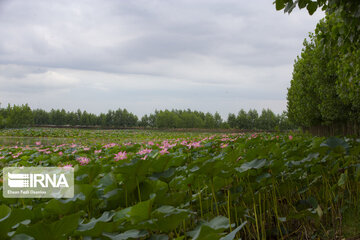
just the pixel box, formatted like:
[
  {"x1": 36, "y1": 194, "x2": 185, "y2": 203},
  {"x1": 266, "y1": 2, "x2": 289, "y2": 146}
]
[{"x1": 0, "y1": 0, "x2": 324, "y2": 118}]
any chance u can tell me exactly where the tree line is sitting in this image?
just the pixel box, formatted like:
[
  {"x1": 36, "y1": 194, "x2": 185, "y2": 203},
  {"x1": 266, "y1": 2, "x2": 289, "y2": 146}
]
[
  {"x1": 286, "y1": 11, "x2": 360, "y2": 133},
  {"x1": 0, "y1": 104, "x2": 295, "y2": 130},
  {"x1": 275, "y1": 0, "x2": 360, "y2": 135}
]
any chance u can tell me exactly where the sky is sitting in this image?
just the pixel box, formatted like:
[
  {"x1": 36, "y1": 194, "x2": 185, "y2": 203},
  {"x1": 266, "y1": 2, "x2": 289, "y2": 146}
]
[{"x1": 0, "y1": 0, "x2": 324, "y2": 118}]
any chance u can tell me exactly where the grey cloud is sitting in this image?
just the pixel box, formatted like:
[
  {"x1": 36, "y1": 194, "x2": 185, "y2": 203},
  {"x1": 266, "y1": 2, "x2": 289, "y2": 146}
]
[
  {"x1": 0, "y1": 0, "x2": 323, "y2": 72},
  {"x1": 0, "y1": 65, "x2": 47, "y2": 79},
  {"x1": 0, "y1": 0, "x2": 324, "y2": 116}
]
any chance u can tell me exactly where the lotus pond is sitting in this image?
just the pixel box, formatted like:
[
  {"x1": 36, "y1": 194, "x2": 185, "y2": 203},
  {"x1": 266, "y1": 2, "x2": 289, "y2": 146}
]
[{"x1": 0, "y1": 128, "x2": 359, "y2": 239}]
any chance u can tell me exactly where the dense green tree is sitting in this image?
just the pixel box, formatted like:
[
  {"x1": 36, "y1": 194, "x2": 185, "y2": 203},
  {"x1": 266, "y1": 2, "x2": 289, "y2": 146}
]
[
  {"x1": 0, "y1": 115, "x2": 5, "y2": 129},
  {"x1": 124, "y1": 110, "x2": 138, "y2": 127},
  {"x1": 6, "y1": 104, "x2": 33, "y2": 128},
  {"x1": 204, "y1": 113, "x2": 216, "y2": 129},
  {"x1": 155, "y1": 110, "x2": 180, "y2": 128},
  {"x1": 214, "y1": 112, "x2": 223, "y2": 128},
  {"x1": 80, "y1": 111, "x2": 90, "y2": 126},
  {"x1": 33, "y1": 109, "x2": 50, "y2": 125},
  {"x1": 248, "y1": 109, "x2": 259, "y2": 129},
  {"x1": 139, "y1": 115, "x2": 149, "y2": 127},
  {"x1": 227, "y1": 113, "x2": 237, "y2": 128},
  {"x1": 179, "y1": 111, "x2": 203, "y2": 128},
  {"x1": 287, "y1": 15, "x2": 355, "y2": 128},
  {"x1": 287, "y1": 37, "x2": 322, "y2": 127},
  {"x1": 75, "y1": 110, "x2": 82, "y2": 125},
  {"x1": 113, "y1": 109, "x2": 124, "y2": 127},
  {"x1": 236, "y1": 109, "x2": 250, "y2": 129},
  {"x1": 148, "y1": 114, "x2": 157, "y2": 128},
  {"x1": 0, "y1": 103, "x2": 294, "y2": 130},
  {"x1": 67, "y1": 112, "x2": 78, "y2": 126},
  {"x1": 105, "y1": 110, "x2": 114, "y2": 127},
  {"x1": 276, "y1": 0, "x2": 360, "y2": 129},
  {"x1": 278, "y1": 111, "x2": 296, "y2": 130},
  {"x1": 258, "y1": 109, "x2": 279, "y2": 130},
  {"x1": 98, "y1": 113, "x2": 107, "y2": 127}
]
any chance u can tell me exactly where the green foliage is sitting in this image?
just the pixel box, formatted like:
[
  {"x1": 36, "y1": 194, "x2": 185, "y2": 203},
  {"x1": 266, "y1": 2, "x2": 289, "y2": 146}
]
[
  {"x1": 155, "y1": 110, "x2": 182, "y2": 128},
  {"x1": 155, "y1": 109, "x2": 217, "y2": 129},
  {"x1": 0, "y1": 116, "x2": 5, "y2": 129},
  {"x1": 1, "y1": 129, "x2": 359, "y2": 238},
  {"x1": 236, "y1": 109, "x2": 250, "y2": 129},
  {"x1": 1, "y1": 104, "x2": 294, "y2": 130},
  {"x1": 227, "y1": 113, "x2": 236, "y2": 128},
  {"x1": 14, "y1": 212, "x2": 82, "y2": 240},
  {"x1": 274, "y1": 0, "x2": 360, "y2": 18},
  {"x1": 287, "y1": 36, "x2": 324, "y2": 126},
  {"x1": 187, "y1": 216, "x2": 231, "y2": 240},
  {"x1": 227, "y1": 108, "x2": 295, "y2": 130},
  {"x1": 336, "y1": 47, "x2": 360, "y2": 117},
  {"x1": 257, "y1": 109, "x2": 279, "y2": 130},
  {"x1": 276, "y1": 0, "x2": 360, "y2": 130},
  {"x1": 3, "y1": 104, "x2": 34, "y2": 128},
  {"x1": 220, "y1": 221, "x2": 247, "y2": 240},
  {"x1": 103, "y1": 229, "x2": 148, "y2": 240},
  {"x1": 287, "y1": 14, "x2": 359, "y2": 128}
]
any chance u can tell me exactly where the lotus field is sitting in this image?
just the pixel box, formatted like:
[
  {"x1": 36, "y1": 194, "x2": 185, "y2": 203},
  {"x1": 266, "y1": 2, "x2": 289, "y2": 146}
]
[{"x1": 0, "y1": 128, "x2": 359, "y2": 239}]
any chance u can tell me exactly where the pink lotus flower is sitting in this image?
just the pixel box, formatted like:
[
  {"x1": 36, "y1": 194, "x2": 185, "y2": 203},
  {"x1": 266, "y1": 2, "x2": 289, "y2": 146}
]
[
  {"x1": 147, "y1": 141, "x2": 154, "y2": 146},
  {"x1": 63, "y1": 164, "x2": 73, "y2": 169},
  {"x1": 77, "y1": 156, "x2": 90, "y2": 165},
  {"x1": 160, "y1": 148, "x2": 169, "y2": 155},
  {"x1": 220, "y1": 143, "x2": 228, "y2": 148},
  {"x1": 137, "y1": 148, "x2": 152, "y2": 155},
  {"x1": 83, "y1": 147, "x2": 90, "y2": 151},
  {"x1": 114, "y1": 151, "x2": 127, "y2": 161},
  {"x1": 59, "y1": 151, "x2": 63, "y2": 156},
  {"x1": 187, "y1": 141, "x2": 201, "y2": 149},
  {"x1": 12, "y1": 152, "x2": 22, "y2": 158},
  {"x1": 94, "y1": 150, "x2": 102, "y2": 154},
  {"x1": 0, "y1": 156, "x2": 5, "y2": 159},
  {"x1": 160, "y1": 142, "x2": 176, "y2": 150},
  {"x1": 103, "y1": 143, "x2": 116, "y2": 149},
  {"x1": 161, "y1": 141, "x2": 170, "y2": 148},
  {"x1": 289, "y1": 135, "x2": 293, "y2": 140},
  {"x1": 35, "y1": 141, "x2": 41, "y2": 146}
]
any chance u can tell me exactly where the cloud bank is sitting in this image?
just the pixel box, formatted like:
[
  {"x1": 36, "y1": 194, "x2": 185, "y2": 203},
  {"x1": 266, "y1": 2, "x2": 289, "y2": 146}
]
[{"x1": 0, "y1": 0, "x2": 324, "y2": 117}]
